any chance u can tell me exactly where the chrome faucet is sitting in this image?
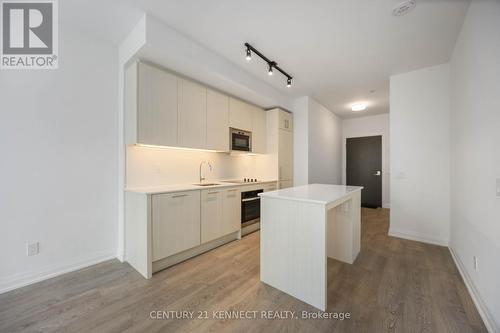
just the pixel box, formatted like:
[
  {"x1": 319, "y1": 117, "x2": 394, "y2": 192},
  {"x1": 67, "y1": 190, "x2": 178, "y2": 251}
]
[{"x1": 199, "y1": 161, "x2": 213, "y2": 183}]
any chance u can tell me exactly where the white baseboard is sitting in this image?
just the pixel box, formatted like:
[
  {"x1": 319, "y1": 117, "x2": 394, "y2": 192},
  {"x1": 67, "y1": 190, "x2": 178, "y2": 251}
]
[
  {"x1": 449, "y1": 247, "x2": 498, "y2": 333},
  {"x1": 116, "y1": 253, "x2": 125, "y2": 263},
  {"x1": 388, "y1": 227, "x2": 449, "y2": 246},
  {"x1": 0, "y1": 252, "x2": 117, "y2": 295}
]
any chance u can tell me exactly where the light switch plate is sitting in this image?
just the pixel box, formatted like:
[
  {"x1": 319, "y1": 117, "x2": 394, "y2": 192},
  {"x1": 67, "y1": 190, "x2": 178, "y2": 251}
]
[{"x1": 27, "y1": 242, "x2": 39, "y2": 256}]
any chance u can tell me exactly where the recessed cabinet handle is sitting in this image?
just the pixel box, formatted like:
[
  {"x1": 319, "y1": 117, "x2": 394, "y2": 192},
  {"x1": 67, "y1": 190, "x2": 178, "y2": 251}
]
[
  {"x1": 208, "y1": 191, "x2": 219, "y2": 194},
  {"x1": 228, "y1": 189, "x2": 238, "y2": 192},
  {"x1": 172, "y1": 194, "x2": 188, "y2": 198}
]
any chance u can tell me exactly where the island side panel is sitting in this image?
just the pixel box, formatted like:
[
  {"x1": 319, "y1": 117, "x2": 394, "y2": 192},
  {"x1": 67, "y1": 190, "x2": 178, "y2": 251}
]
[
  {"x1": 125, "y1": 191, "x2": 152, "y2": 279},
  {"x1": 260, "y1": 197, "x2": 327, "y2": 311},
  {"x1": 326, "y1": 191, "x2": 361, "y2": 264},
  {"x1": 351, "y1": 191, "x2": 361, "y2": 261}
]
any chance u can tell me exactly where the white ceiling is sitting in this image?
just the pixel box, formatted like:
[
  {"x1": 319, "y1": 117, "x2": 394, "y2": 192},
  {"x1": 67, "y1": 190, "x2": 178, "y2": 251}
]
[{"x1": 65, "y1": 0, "x2": 470, "y2": 118}]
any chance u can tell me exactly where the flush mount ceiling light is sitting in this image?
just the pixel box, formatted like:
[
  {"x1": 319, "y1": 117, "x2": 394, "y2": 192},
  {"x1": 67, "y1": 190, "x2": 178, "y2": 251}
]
[
  {"x1": 351, "y1": 103, "x2": 367, "y2": 111},
  {"x1": 244, "y1": 42, "x2": 293, "y2": 88},
  {"x1": 392, "y1": 0, "x2": 416, "y2": 16}
]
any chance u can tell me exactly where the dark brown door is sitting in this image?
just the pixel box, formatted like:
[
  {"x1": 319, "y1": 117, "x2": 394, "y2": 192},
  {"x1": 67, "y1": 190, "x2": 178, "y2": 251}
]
[{"x1": 346, "y1": 136, "x2": 382, "y2": 208}]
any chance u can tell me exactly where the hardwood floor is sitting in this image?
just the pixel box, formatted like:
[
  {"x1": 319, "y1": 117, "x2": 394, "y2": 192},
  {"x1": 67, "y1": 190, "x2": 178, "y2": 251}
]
[{"x1": 0, "y1": 208, "x2": 487, "y2": 333}]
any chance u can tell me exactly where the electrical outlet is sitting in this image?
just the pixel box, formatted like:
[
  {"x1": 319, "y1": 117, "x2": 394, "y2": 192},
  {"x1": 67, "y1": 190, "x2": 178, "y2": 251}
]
[
  {"x1": 27, "y1": 242, "x2": 39, "y2": 256},
  {"x1": 473, "y1": 256, "x2": 479, "y2": 272}
]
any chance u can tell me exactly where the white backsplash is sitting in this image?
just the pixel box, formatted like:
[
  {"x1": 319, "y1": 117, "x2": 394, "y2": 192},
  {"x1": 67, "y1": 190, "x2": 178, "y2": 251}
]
[{"x1": 126, "y1": 145, "x2": 277, "y2": 188}]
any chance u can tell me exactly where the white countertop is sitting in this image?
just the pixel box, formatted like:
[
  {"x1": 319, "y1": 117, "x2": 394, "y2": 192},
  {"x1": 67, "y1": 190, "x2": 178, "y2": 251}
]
[
  {"x1": 259, "y1": 184, "x2": 363, "y2": 205},
  {"x1": 126, "y1": 180, "x2": 277, "y2": 194}
]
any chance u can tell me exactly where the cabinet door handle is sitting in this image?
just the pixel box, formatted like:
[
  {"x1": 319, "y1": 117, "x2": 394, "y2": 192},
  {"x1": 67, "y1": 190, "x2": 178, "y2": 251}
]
[
  {"x1": 242, "y1": 197, "x2": 260, "y2": 202},
  {"x1": 228, "y1": 189, "x2": 238, "y2": 192},
  {"x1": 172, "y1": 194, "x2": 188, "y2": 198},
  {"x1": 208, "y1": 191, "x2": 219, "y2": 194}
]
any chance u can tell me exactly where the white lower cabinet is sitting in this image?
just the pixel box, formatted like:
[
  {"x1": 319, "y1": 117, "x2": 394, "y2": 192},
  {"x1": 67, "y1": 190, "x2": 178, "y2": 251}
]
[
  {"x1": 201, "y1": 189, "x2": 224, "y2": 243},
  {"x1": 151, "y1": 191, "x2": 201, "y2": 261},
  {"x1": 201, "y1": 187, "x2": 241, "y2": 243},
  {"x1": 222, "y1": 187, "x2": 241, "y2": 236},
  {"x1": 126, "y1": 183, "x2": 279, "y2": 279}
]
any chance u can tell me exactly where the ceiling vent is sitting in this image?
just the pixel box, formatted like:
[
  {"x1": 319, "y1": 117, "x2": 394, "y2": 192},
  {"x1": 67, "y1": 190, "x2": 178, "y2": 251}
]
[{"x1": 392, "y1": 0, "x2": 416, "y2": 16}]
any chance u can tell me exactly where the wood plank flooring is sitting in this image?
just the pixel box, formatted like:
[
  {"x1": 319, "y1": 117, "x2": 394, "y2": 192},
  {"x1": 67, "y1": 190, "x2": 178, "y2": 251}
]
[{"x1": 0, "y1": 208, "x2": 487, "y2": 332}]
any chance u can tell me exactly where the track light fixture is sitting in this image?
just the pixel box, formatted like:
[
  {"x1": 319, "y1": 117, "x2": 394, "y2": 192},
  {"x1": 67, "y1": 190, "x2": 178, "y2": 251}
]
[
  {"x1": 268, "y1": 63, "x2": 274, "y2": 75},
  {"x1": 244, "y1": 42, "x2": 293, "y2": 88}
]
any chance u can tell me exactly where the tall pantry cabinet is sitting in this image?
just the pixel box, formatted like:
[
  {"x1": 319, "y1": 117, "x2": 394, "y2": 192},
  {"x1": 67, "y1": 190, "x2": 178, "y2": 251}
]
[{"x1": 267, "y1": 108, "x2": 293, "y2": 189}]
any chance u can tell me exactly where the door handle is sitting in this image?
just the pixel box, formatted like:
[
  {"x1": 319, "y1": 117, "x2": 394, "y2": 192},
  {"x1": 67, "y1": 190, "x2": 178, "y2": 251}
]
[
  {"x1": 373, "y1": 171, "x2": 381, "y2": 176},
  {"x1": 242, "y1": 197, "x2": 260, "y2": 202},
  {"x1": 172, "y1": 194, "x2": 188, "y2": 198}
]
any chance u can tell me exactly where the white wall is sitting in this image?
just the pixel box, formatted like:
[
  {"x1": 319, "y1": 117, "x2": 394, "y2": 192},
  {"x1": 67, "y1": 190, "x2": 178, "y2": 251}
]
[
  {"x1": 307, "y1": 98, "x2": 343, "y2": 184},
  {"x1": 126, "y1": 146, "x2": 275, "y2": 188},
  {"x1": 0, "y1": 23, "x2": 119, "y2": 292},
  {"x1": 449, "y1": 0, "x2": 500, "y2": 330},
  {"x1": 342, "y1": 114, "x2": 390, "y2": 208},
  {"x1": 389, "y1": 64, "x2": 450, "y2": 246}
]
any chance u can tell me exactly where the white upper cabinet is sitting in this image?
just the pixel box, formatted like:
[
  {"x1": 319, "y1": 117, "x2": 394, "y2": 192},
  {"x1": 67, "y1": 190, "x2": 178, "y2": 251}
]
[
  {"x1": 126, "y1": 61, "x2": 266, "y2": 152},
  {"x1": 178, "y1": 79, "x2": 207, "y2": 149},
  {"x1": 251, "y1": 106, "x2": 267, "y2": 154},
  {"x1": 279, "y1": 110, "x2": 293, "y2": 132},
  {"x1": 229, "y1": 97, "x2": 252, "y2": 131},
  {"x1": 206, "y1": 89, "x2": 229, "y2": 151},
  {"x1": 132, "y1": 62, "x2": 178, "y2": 146}
]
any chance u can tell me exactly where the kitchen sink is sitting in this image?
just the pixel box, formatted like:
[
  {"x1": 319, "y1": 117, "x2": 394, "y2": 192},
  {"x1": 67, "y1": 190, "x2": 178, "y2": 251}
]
[{"x1": 193, "y1": 183, "x2": 220, "y2": 186}]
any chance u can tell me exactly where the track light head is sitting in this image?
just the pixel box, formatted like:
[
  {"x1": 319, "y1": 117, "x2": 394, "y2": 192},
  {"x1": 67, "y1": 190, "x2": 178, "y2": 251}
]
[
  {"x1": 268, "y1": 63, "x2": 274, "y2": 76},
  {"x1": 287, "y1": 78, "x2": 292, "y2": 87},
  {"x1": 245, "y1": 48, "x2": 251, "y2": 61}
]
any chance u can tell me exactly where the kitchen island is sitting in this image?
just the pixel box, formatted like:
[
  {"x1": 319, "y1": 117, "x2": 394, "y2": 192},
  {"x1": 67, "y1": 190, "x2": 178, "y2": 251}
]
[{"x1": 259, "y1": 184, "x2": 363, "y2": 311}]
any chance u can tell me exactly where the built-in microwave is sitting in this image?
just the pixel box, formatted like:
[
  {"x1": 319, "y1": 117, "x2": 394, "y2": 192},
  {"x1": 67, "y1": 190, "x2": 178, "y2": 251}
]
[{"x1": 230, "y1": 128, "x2": 252, "y2": 152}]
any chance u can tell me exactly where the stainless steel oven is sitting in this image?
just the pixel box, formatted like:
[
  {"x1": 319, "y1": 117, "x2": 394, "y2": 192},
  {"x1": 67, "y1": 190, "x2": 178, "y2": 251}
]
[
  {"x1": 230, "y1": 128, "x2": 252, "y2": 152},
  {"x1": 241, "y1": 189, "x2": 263, "y2": 228}
]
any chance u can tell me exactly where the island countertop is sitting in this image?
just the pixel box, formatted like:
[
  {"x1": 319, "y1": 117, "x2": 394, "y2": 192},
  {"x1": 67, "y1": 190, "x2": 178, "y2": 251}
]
[{"x1": 259, "y1": 184, "x2": 363, "y2": 205}]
